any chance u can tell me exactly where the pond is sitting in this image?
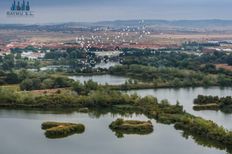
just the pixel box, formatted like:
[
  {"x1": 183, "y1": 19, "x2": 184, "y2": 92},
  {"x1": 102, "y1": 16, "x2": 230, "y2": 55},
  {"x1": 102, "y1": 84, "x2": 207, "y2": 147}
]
[
  {"x1": 68, "y1": 74, "x2": 128, "y2": 85},
  {"x1": 0, "y1": 109, "x2": 227, "y2": 154},
  {"x1": 38, "y1": 62, "x2": 119, "y2": 71},
  {"x1": 126, "y1": 87, "x2": 232, "y2": 130},
  {"x1": 40, "y1": 65, "x2": 69, "y2": 71},
  {"x1": 94, "y1": 62, "x2": 121, "y2": 69}
]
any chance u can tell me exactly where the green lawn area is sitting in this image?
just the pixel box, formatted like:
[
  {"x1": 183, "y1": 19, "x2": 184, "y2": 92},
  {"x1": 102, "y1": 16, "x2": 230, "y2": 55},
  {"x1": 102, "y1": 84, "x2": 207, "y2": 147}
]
[{"x1": 0, "y1": 84, "x2": 20, "y2": 91}]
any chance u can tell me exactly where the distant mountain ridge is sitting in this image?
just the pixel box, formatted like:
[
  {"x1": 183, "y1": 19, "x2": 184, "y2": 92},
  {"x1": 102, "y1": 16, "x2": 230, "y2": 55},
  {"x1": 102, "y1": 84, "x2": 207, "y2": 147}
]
[
  {"x1": 1, "y1": 19, "x2": 232, "y2": 27},
  {"x1": 93, "y1": 19, "x2": 232, "y2": 27},
  {"x1": 1, "y1": 20, "x2": 232, "y2": 32}
]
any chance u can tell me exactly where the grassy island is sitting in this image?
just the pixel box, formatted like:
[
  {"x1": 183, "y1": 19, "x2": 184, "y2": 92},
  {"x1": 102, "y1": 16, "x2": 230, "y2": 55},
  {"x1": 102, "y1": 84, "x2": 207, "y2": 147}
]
[
  {"x1": 109, "y1": 118, "x2": 153, "y2": 137},
  {"x1": 41, "y1": 122, "x2": 85, "y2": 139},
  {"x1": 193, "y1": 95, "x2": 232, "y2": 113}
]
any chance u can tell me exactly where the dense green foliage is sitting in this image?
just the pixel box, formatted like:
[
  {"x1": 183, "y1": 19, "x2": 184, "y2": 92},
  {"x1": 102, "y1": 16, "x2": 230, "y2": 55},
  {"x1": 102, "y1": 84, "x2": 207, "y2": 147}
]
[
  {"x1": 20, "y1": 76, "x2": 73, "y2": 91},
  {"x1": 194, "y1": 95, "x2": 220, "y2": 105},
  {"x1": 0, "y1": 87, "x2": 181, "y2": 111},
  {"x1": 193, "y1": 95, "x2": 232, "y2": 112},
  {"x1": 0, "y1": 53, "x2": 40, "y2": 70},
  {"x1": 174, "y1": 117, "x2": 232, "y2": 145},
  {"x1": 2, "y1": 47, "x2": 232, "y2": 90},
  {"x1": 44, "y1": 48, "x2": 100, "y2": 69},
  {"x1": 0, "y1": 69, "x2": 42, "y2": 85},
  {"x1": 120, "y1": 50, "x2": 232, "y2": 70},
  {"x1": 109, "y1": 64, "x2": 232, "y2": 87},
  {"x1": 72, "y1": 80, "x2": 98, "y2": 95},
  {"x1": 119, "y1": 50, "x2": 232, "y2": 88}
]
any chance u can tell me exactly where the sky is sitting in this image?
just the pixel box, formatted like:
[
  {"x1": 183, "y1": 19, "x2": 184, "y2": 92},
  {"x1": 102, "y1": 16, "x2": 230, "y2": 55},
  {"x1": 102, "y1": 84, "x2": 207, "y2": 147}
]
[{"x1": 0, "y1": 0, "x2": 232, "y2": 24}]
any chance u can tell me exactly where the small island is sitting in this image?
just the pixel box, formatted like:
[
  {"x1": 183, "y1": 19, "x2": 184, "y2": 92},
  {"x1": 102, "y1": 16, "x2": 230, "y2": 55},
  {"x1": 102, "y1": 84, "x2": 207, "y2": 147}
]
[
  {"x1": 41, "y1": 122, "x2": 85, "y2": 139},
  {"x1": 109, "y1": 118, "x2": 153, "y2": 137},
  {"x1": 193, "y1": 95, "x2": 232, "y2": 113}
]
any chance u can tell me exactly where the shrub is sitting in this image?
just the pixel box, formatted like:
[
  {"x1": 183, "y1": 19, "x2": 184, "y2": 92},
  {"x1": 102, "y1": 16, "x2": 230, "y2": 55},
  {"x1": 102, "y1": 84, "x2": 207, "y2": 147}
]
[{"x1": 41, "y1": 122, "x2": 85, "y2": 139}]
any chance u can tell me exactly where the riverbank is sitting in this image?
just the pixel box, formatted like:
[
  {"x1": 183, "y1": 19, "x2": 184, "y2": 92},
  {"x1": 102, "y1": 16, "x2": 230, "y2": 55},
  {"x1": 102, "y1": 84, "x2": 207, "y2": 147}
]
[{"x1": 103, "y1": 83, "x2": 224, "y2": 90}]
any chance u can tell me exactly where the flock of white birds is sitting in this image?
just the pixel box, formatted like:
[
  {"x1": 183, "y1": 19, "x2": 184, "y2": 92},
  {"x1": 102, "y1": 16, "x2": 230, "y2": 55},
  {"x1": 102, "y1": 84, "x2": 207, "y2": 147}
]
[{"x1": 75, "y1": 20, "x2": 151, "y2": 50}]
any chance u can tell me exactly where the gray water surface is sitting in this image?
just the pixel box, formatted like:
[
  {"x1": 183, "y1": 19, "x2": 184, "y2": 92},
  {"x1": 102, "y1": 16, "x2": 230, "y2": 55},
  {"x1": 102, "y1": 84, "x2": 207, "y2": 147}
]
[
  {"x1": 69, "y1": 74, "x2": 128, "y2": 85},
  {"x1": 0, "y1": 110, "x2": 226, "y2": 154},
  {"x1": 1, "y1": 86, "x2": 232, "y2": 154}
]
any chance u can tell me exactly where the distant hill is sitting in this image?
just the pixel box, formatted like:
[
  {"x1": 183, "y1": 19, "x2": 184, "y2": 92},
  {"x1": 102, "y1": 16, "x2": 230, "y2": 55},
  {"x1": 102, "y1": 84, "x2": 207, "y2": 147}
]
[
  {"x1": 93, "y1": 19, "x2": 232, "y2": 27},
  {"x1": 1, "y1": 20, "x2": 232, "y2": 32}
]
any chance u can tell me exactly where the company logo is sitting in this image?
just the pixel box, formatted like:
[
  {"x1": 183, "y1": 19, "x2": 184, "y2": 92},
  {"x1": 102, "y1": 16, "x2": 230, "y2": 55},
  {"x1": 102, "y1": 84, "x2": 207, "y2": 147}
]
[{"x1": 6, "y1": 0, "x2": 34, "y2": 17}]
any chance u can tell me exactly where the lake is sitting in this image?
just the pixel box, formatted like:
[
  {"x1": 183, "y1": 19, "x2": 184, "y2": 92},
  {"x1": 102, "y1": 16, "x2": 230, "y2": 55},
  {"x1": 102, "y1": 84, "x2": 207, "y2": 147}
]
[
  {"x1": 40, "y1": 65, "x2": 69, "y2": 71},
  {"x1": 38, "y1": 62, "x2": 120, "y2": 71},
  {"x1": 1, "y1": 72, "x2": 232, "y2": 154},
  {"x1": 0, "y1": 109, "x2": 227, "y2": 154},
  {"x1": 69, "y1": 74, "x2": 128, "y2": 85},
  {"x1": 94, "y1": 62, "x2": 121, "y2": 69}
]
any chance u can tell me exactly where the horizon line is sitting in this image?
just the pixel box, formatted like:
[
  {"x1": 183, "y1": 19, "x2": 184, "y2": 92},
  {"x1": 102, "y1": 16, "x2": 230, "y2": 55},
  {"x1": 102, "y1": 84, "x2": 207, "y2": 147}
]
[{"x1": 1, "y1": 18, "x2": 232, "y2": 26}]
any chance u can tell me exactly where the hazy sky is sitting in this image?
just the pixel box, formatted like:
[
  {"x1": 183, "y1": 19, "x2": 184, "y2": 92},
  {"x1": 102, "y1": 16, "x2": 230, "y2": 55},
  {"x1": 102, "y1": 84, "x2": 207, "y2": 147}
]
[{"x1": 0, "y1": 0, "x2": 232, "y2": 24}]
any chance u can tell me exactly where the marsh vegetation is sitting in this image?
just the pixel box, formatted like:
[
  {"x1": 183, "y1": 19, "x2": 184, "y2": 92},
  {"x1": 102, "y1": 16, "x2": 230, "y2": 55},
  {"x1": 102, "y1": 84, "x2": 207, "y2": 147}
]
[
  {"x1": 109, "y1": 118, "x2": 153, "y2": 138},
  {"x1": 193, "y1": 95, "x2": 232, "y2": 113},
  {"x1": 41, "y1": 122, "x2": 85, "y2": 139}
]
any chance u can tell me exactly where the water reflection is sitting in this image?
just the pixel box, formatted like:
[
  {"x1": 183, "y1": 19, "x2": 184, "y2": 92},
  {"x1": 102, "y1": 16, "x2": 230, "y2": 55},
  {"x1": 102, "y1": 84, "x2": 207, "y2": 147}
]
[
  {"x1": 0, "y1": 109, "x2": 229, "y2": 154},
  {"x1": 181, "y1": 130, "x2": 232, "y2": 154},
  {"x1": 126, "y1": 87, "x2": 232, "y2": 130},
  {"x1": 94, "y1": 62, "x2": 121, "y2": 69},
  {"x1": 68, "y1": 74, "x2": 128, "y2": 85}
]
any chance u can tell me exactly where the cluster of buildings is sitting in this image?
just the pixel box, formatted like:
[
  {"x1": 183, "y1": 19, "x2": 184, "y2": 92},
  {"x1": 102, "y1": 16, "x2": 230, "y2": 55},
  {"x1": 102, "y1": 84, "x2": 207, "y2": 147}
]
[
  {"x1": 0, "y1": 40, "x2": 45, "y2": 59},
  {"x1": 202, "y1": 40, "x2": 232, "y2": 53},
  {"x1": 21, "y1": 51, "x2": 45, "y2": 60}
]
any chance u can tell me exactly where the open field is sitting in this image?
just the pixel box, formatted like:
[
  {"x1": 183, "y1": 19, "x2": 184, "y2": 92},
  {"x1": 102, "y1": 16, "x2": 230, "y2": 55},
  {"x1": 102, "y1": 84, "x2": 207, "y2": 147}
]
[{"x1": 0, "y1": 84, "x2": 20, "y2": 91}]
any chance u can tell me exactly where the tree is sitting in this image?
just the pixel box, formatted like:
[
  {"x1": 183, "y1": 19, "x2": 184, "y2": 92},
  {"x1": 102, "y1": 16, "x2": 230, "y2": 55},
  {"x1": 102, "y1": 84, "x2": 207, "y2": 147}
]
[
  {"x1": 227, "y1": 55, "x2": 232, "y2": 66},
  {"x1": 32, "y1": 78, "x2": 41, "y2": 90},
  {"x1": 15, "y1": 53, "x2": 21, "y2": 59},
  {"x1": 20, "y1": 78, "x2": 33, "y2": 91},
  {"x1": 84, "y1": 80, "x2": 98, "y2": 91},
  {"x1": 18, "y1": 69, "x2": 30, "y2": 81},
  {"x1": 41, "y1": 79, "x2": 54, "y2": 89},
  {"x1": 53, "y1": 77, "x2": 72, "y2": 88},
  {"x1": 5, "y1": 72, "x2": 19, "y2": 84},
  {"x1": 72, "y1": 81, "x2": 85, "y2": 94}
]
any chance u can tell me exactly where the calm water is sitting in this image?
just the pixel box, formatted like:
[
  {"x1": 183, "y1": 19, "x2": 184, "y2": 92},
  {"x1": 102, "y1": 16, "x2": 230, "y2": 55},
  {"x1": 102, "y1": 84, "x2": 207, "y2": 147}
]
[
  {"x1": 1, "y1": 72, "x2": 232, "y2": 154},
  {"x1": 0, "y1": 110, "x2": 227, "y2": 154},
  {"x1": 68, "y1": 75, "x2": 128, "y2": 85},
  {"x1": 40, "y1": 65, "x2": 69, "y2": 71},
  {"x1": 39, "y1": 62, "x2": 120, "y2": 71},
  {"x1": 94, "y1": 62, "x2": 121, "y2": 69},
  {"x1": 127, "y1": 87, "x2": 232, "y2": 130}
]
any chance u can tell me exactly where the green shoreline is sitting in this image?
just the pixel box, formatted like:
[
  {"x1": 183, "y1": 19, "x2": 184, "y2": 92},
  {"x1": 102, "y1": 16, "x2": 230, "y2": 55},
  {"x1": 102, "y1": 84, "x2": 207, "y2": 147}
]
[
  {"x1": 193, "y1": 95, "x2": 232, "y2": 113},
  {"x1": 103, "y1": 84, "x2": 226, "y2": 91}
]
